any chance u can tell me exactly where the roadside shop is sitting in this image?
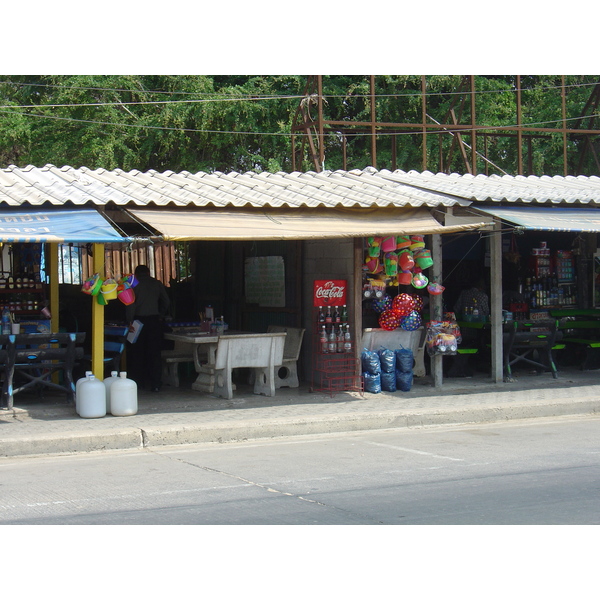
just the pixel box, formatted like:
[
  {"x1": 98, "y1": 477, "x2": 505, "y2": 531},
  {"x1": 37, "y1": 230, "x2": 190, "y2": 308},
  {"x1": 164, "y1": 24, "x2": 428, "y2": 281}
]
[{"x1": 2, "y1": 165, "x2": 600, "y2": 409}]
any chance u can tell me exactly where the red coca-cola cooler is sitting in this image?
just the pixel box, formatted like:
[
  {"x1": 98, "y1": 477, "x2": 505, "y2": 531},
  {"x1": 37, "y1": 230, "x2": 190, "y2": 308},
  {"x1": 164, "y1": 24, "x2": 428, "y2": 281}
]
[{"x1": 311, "y1": 280, "x2": 363, "y2": 396}]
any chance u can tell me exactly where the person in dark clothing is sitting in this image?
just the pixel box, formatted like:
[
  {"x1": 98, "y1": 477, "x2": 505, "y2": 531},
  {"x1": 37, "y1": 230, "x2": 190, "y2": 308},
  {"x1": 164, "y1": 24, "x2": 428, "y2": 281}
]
[{"x1": 125, "y1": 265, "x2": 170, "y2": 391}]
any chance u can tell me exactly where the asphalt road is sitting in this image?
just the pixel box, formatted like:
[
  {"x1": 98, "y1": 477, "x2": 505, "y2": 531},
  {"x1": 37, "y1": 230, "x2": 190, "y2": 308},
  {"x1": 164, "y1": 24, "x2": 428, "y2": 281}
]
[{"x1": 1, "y1": 414, "x2": 599, "y2": 526}]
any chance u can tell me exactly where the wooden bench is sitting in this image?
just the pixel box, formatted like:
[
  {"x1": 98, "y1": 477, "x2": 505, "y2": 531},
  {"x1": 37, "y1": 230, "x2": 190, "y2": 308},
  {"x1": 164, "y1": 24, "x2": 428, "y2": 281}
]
[
  {"x1": 197, "y1": 332, "x2": 286, "y2": 399},
  {"x1": 1, "y1": 332, "x2": 86, "y2": 409}
]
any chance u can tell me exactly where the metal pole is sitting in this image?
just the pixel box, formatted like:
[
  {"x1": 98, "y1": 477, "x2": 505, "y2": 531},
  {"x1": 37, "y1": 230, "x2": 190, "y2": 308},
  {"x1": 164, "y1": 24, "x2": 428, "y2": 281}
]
[
  {"x1": 490, "y1": 219, "x2": 503, "y2": 383},
  {"x1": 431, "y1": 234, "x2": 443, "y2": 389},
  {"x1": 516, "y1": 75, "x2": 523, "y2": 175},
  {"x1": 370, "y1": 75, "x2": 377, "y2": 168},
  {"x1": 470, "y1": 75, "x2": 477, "y2": 175}
]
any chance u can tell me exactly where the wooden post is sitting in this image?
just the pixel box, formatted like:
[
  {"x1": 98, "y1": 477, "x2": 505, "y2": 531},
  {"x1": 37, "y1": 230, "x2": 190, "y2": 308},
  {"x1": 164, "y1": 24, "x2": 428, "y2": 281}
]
[{"x1": 91, "y1": 243, "x2": 105, "y2": 378}]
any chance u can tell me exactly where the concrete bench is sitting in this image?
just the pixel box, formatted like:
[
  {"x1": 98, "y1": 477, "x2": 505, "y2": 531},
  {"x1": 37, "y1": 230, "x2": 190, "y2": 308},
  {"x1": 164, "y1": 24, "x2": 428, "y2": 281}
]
[
  {"x1": 267, "y1": 325, "x2": 305, "y2": 388},
  {"x1": 161, "y1": 327, "x2": 208, "y2": 387},
  {"x1": 198, "y1": 332, "x2": 286, "y2": 399}
]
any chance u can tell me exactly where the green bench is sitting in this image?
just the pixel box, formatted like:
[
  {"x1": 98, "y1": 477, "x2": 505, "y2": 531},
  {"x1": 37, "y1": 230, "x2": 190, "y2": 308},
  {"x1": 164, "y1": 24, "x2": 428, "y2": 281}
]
[{"x1": 556, "y1": 319, "x2": 600, "y2": 370}]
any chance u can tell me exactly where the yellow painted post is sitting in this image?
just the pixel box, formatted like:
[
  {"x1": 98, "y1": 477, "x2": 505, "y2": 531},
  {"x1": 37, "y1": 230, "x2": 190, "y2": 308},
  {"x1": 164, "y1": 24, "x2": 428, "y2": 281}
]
[
  {"x1": 91, "y1": 243, "x2": 105, "y2": 378},
  {"x1": 48, "y1": 244, "x2": 59, "y2": 333}
]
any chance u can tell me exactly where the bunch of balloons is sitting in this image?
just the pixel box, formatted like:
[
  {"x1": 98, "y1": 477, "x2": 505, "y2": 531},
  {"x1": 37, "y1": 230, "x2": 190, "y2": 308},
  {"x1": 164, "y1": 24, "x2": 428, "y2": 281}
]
[{"x1": 378, "y1": 292, "x2": 424, "y2": 331}]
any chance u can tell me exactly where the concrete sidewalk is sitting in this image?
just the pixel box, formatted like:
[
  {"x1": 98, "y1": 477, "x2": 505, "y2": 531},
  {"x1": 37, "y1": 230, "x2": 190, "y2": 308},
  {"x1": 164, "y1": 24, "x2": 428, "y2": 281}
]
[{"x1": 1, "y1": 367, "x2": 600, "y2": 458}]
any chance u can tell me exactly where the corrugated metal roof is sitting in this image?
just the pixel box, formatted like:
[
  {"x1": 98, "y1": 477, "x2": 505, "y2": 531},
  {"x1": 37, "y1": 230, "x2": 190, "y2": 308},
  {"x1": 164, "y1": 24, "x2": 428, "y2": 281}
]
[
  {"x1": 0, "y1": 164, "x2": 469, "y2": 209},
  {"x1": 381, "y1": 169, "x2": 600, "y2": 205},
  {"x1": 2, "y1": 164, "x2": 600, "y2": 209}
]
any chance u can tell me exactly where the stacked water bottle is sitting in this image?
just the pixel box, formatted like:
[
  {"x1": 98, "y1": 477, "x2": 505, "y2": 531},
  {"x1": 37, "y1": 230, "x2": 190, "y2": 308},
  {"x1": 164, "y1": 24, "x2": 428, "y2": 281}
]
[{"x1": 76, "y1": 371, "x2": 138, "y2": 418}]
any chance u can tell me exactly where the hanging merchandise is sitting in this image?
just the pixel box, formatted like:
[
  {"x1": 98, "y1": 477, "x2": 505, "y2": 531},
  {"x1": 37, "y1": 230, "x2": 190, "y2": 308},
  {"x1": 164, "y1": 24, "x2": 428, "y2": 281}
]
[
  {"x1": 397, "y1": 270, "x2": 412, "y2": 286},
  {"x1": 381, "y1": 236, "x2": 397, "y2": 253},
  {"x1": 414, "y1": 248, "x2": 434, "y2": 269},
  {"x1": 117, "y1": 282, "x2": 136, "y2": 305},
  {"x1": 427, "y1": 282, "x2": 445, "y2": 295},
  {"x1": 100, "y1": 278, "x2": 118, "y2": 302},
  {"x1": 398, "y1": 249, "x2": 415, "y2": 271},
  {"x1": 411, "y1": 272, "x2": 428, "y2": 289},
  {"x1": 366, "y1": 236, "x2": 383, "y2": 257},
  {"x1": 81, "y1": 273, "x2": 103, "y2": 296},
  {"x1": 365, "y1": 256, "x2": 383, "y2": 275},
  {"x1": 384, "y1": 252, "x2": 398, "y2": 277},
  {"x1": 120, "y1": 273, "x2": 139, "y2": 288},
  {"x1": 400, "y1": 310, "x2": 422, "y2": 331},
  {"x1": 409, "y1": 235, "x2": 426, "y2": 252},
  {"x1": 396, "y1": 235, "x2": 411, "y2": 250},
  {"x1": 425, "y1": 321, "x2": 459, "y2": 356}
]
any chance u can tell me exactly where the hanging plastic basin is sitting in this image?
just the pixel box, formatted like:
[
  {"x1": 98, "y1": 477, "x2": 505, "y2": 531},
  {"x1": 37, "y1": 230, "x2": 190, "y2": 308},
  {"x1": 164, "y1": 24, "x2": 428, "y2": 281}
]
[
  {"x1": 416, "y1": 250, "x2": 434, "y2": 269},
  {"x1": 427, "y1": 282, "x2": 445, "y2": 295},
  {"x1": 397, "y1": 271, "x2": 413, "y2": 286},
  {"x1": 101, "y1": 280, "x2": 118, "y2": 301},
  {"x1": 122, "y1": 274, "x2": 139, "y2": 288},
  {"x1": 118, "y1": 286, "x2": 136, "y2": 306},
  {"x1": 82, "y1": 274, "x2": 103, "y2": 296}
]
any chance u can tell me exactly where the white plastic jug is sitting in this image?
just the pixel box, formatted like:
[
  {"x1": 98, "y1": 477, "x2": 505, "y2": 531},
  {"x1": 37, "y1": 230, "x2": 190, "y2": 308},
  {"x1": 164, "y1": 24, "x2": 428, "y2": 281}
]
[
  {"x1": 75, "y1": 371, "x2": 93, "y2": 415},
  {"x1": 103, "y1": 370, "x2": 119, "y2": 413},
  {"x1": 110, "y1": 372, "x2": 138, "y2": 417},
  {"x1": 79, "y1": 375, "x2": 106, "y2": 419}
]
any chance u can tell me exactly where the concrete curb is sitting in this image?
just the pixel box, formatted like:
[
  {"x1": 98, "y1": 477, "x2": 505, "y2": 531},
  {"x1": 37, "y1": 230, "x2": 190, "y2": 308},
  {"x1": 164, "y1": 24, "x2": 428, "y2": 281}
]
[
  {"x1": 0, "y1": 429, "x2": 143, "y2": 457},
  {"x1": 2, "y1": 396, "x2": 598, "y2": 458}
]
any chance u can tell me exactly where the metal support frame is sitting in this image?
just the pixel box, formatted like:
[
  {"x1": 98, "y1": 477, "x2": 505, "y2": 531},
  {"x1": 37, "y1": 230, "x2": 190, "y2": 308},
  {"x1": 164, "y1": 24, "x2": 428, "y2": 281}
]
[{"x1": 292, "y1": 75, "x2": 600, "y2": 176}]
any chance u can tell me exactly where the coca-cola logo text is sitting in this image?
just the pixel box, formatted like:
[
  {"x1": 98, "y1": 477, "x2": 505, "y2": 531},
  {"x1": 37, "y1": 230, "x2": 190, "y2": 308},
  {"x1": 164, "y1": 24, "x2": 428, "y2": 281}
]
[{"x1": 313, "y1": 279, "x2": 347, "y2": 306}]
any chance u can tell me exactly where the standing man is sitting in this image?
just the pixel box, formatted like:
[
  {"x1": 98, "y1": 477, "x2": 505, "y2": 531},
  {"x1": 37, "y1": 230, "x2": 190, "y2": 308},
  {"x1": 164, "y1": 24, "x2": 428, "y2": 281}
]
[{"x1": 126, "y1": 264, "x2": 170, "y2": 392}]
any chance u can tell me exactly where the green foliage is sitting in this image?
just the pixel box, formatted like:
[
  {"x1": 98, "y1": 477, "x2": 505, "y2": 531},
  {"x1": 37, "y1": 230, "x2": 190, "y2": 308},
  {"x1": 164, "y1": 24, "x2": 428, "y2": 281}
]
[{"x1": 0, "y1": 75, "x2": 598, "y2": 176}]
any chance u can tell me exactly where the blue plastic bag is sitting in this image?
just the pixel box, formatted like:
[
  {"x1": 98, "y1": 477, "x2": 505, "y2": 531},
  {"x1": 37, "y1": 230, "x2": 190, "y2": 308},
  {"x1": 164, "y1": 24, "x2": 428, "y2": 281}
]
[
  {"x1": 395, "y1": 347, "x2": 414, "y2": 373},
  {"x1": 361, "y1": 348, "x2": 381, "y2": 375},
  {"x1": 377, "y1": 347, "x2": 396, "y2": 373},
  {"x1": 364, "y1": 372, "x2": 382, "y2": 394},
  {"x1": 396, "y1": 369, "x2": 413, "y2": 392},
  {"x1": 381, "y1": 371, "x2": 397, "y2": 392}
]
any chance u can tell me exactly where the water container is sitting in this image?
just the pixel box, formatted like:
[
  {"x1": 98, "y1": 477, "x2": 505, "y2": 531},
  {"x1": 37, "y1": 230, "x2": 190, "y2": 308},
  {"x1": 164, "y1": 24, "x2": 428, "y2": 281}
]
[
  {"x1": 79, "y1": 375, "x2": 106, "y2": 419},
  {"x1": 103, "y1": 370, "x2": 119, "y2": 413},
  {"x1": 110, "y1": 372, "x2": 138, "y2": 416},
  {"x1": 75, "y1": 371, "x2": 93, "y2": 415}
]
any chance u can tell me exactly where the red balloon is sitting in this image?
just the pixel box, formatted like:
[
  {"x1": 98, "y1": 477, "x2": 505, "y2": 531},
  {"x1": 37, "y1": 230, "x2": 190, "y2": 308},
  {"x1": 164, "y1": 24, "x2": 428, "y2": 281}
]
[
  {"x1": 392, "y1": 293, "x2": 416, "y2": 316},
  {"x1": 410, "y1": 294, "x2": 424, "y2": 312},
  {"x1": 379, "y1": 309, "x2": 402, "y2": 331}
]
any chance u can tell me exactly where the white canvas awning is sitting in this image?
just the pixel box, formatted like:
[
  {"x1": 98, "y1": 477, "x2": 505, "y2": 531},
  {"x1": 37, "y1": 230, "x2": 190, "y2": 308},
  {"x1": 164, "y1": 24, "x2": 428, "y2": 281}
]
[{"x1": 128, "y1": 207, "x2": 491, "y2": 241}]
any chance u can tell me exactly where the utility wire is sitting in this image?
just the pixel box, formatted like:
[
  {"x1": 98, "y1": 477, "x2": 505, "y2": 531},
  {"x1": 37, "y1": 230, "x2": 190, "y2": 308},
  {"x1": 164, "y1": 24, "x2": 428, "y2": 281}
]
[
  {"x1": 0, "y1": 106, "x2": 596, "y2": 138},
  {"x1": 1, "y1": 77, "x2": 598, "y2": 101}
]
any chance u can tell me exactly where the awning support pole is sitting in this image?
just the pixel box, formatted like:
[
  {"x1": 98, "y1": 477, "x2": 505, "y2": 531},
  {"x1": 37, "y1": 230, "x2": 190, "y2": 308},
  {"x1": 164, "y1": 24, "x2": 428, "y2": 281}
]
[
  {"x1": 431, "y1": 234, "x2": 443, "y2": 389},
  {"x1": 490, "y1": 219, "x2": 503, "y2": 382},
  {"x1": 91, "y1": 243, "x2": 104, "y2": 378}
]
